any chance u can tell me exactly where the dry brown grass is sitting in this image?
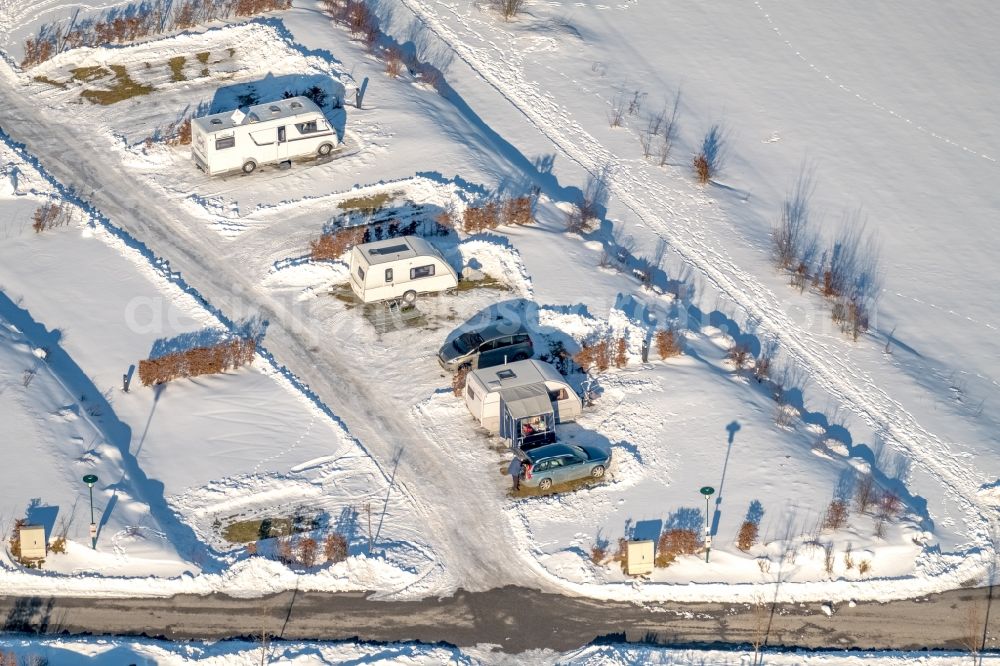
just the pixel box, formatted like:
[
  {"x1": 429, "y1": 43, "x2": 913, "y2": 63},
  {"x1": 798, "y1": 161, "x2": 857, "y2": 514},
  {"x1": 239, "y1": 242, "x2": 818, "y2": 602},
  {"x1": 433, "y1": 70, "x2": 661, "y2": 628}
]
[
  {"x1": 310, "y1": 226, "x2": 365, "y2": 261},
  {"x1": 138, "y1": 338, "x2": 256, "y2": 386},
  {"x1": 655, "y1": 528, "x2": 702, "y2": 567},
  {"x1": 384, "y1": 47, "x2": 403, "y2": 78}
]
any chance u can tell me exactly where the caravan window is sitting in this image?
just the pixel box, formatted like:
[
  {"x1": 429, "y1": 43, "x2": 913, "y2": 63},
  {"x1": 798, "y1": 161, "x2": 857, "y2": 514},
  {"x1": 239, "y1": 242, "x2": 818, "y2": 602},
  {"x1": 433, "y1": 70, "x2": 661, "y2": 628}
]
[
  {"x1": 215, "y1": 135, "x2": 235, "y2": 150},
  {"x1": 410, "y1": 264, "x2": 435, "y2": 279},
  {"x1": 357, "y1": 266, "x2": 365, "y2": 281},
  {"x1": 466, "y1": 384, "x2": 476, "y2": 401},
  {"x1": 548, "y1": 388, "x2": 569, "y2": 401},
  {"x1": 277, "y1": 126, "x2": 286, "y2": 142},
  {"x1": 295, "y1": 120, "x2": 319, "y2": 134},
  {"x1": 385, "y1": 268, "x2": 393, "y2": 282}
]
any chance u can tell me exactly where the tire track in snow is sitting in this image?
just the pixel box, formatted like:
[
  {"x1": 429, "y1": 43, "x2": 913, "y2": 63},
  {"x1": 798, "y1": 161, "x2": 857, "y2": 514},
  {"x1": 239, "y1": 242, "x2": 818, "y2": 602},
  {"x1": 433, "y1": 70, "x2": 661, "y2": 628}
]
[{"x1": 395, "y1": 0, "x2": 996, "y2": 582}]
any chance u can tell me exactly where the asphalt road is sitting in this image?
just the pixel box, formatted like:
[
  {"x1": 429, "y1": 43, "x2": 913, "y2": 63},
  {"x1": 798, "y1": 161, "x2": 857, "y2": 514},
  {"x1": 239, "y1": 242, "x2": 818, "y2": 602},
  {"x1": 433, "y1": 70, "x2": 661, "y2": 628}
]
[{"x1": 2, "y1": 586, "x2": 998, "y2": 654}]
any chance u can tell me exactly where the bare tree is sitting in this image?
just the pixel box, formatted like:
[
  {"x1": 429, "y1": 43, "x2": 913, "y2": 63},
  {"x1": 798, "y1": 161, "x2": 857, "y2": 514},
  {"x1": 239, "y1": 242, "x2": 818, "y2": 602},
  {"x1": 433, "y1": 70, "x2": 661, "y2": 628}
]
[
  {"x1": 773, "y1": 168, "x2": 817, "y2": 269},
  {"x1": 491, "y1": 0, "x2": 526, "y2": 20},
  {"x1": 657, "y1": 89, "x2": 681, "y2": 167},
  {"x1": 694, "y1": 123, "x2": 728, "y2": 183},
  {"x1": 607, "y1": 94, "x2": 626, "y2": 128},
  {"x1": 566, "y1": 167, "x2": 610, "y2": 233}
]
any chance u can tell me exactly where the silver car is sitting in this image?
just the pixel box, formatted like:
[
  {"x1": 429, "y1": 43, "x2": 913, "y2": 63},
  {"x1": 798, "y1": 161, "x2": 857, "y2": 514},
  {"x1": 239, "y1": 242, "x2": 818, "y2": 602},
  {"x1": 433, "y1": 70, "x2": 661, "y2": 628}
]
[{"x1": 520, "y1": 443, "x2": 611, "y2": 491}]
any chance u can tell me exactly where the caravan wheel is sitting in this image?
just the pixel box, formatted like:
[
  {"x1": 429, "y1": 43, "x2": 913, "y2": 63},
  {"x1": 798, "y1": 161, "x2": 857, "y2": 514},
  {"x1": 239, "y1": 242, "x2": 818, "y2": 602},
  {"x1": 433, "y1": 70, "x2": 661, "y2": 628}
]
[
  {"x1": 318, "y1": 142, "x2": 334, "y2": 156},
  {"x1": 241, "y1": 160, "x2": 257, "y2": 174},
  {"x1": 402, "y1": 290, "x2": 417, "y2": 305}
]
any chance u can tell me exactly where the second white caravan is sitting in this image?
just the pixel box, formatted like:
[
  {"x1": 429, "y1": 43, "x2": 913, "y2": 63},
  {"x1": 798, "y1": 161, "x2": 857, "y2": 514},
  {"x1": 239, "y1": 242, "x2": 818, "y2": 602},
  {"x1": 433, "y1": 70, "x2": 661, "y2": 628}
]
[
  {"x1": 192, "y1": 96, "x2": 338, "y2": 176},
  {"x1": 349, "y1": 236, "x2": 458, "y2": 304}
]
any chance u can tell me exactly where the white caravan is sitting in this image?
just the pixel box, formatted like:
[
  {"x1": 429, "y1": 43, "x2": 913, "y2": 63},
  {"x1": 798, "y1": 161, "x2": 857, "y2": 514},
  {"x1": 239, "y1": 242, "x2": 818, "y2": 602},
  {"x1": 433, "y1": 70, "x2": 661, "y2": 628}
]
[
  {"x1": 349, "y1": 236, "x2": 458, "y2": 304},
  {"x1": 191, "y1": 96, "x2": 338, "y2": 176},
  {"x1": 464, "y1": 359, "x2": 582, "y2": 432}
]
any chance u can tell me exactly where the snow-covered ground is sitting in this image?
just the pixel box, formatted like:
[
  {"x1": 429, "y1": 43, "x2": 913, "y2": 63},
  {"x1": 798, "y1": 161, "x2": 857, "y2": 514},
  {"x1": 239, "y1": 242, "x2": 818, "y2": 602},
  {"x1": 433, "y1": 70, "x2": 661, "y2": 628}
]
[
  {"x1": 0, "y1": 0, "x2": 997, "y2": 620},
  {"x1": 0, "y1": 634, "x2": 988, "y2": 666}
]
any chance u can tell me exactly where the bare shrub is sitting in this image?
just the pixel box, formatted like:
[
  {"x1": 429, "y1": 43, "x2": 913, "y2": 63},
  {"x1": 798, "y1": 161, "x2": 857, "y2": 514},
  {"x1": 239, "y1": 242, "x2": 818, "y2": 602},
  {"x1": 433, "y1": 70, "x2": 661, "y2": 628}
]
[
  {"x1": 310, "y1": 226, "x2": 365, "y2": 260},
  {"x1": 753, "y1": 345, "x2": 774, "y2": 383},
  {"x1": 324, "y1": 532, "x2": 349, "y2": 563},
  {"x1": 566, "y1": 169, "x2": 609, "y2": 234},
  {"x1": 277, "y1": 537, "x2": 294, "y2": 565},
  {"x1": 773, "y1": 170, "x2": 816, "y2": 269},
  {"x1": 854, "y1": 474, "x2": 876, "y2": 513},
  {"x1": 727, "y1": 342, "x2": 752, "y2": 370},
  {"x1": 8, "y1": 519, "x2": 26, "y2": 560},
  {"x1": 32, "y1": 202, "x2": 69, "y2": 233},
  {"x1": 823, "y1": 542, "x2": 835, "y2": 575},
  {"x1": 878, "y1": 490, "x2": 901, "y2": 518},
  {"x1": 613, "y1": 337, "x2": 627, "y2": 369},
  {"x1": 172, "y1": 117, "x2": 192, "y2": 145},
  {"x1": 491, "y1": 0, "x2": 526, "y2": 20},
  {"x1": 435, "y1": 208, "x2": 455, "y2": 230},
  {"x1": 655, "y1": 326, "x2": 684, "y2": 359},
  {"x1": 858, "y1": 559, "x2": 871, "y2": 575},
  {"x1": 590, "y1": 539, "x2": 608, "y2": 565},
  {"x1": 49, "y1": 536, "x2": 67, "y2": 554},
  {"x1": 297, "y1": 537, "x2": 317, "y2": 567},
  {"x1": 574, "y1": 339, "x2": 610, "y2": 373},
  {"x1": 655, "y1": 528, "x2": 702, "y2": 567},
  {"x1": 384, "y1": 47, "x2": 403, "y2": 78},
  {"x1": 843, "y1": 543, "x2": 854, "y2": 570},
  {"x1": 462, "y1": 201, "x2": 500, "y2": 233},
  {"x1": 452, "y1": 365, "x2": 470, "y2": 396},
  {"x1": 138, "y1": 337, "x2": 256, "y2": 386},
  {"x1": 823, "y1": 499, "x2": 849, "y2": 530},
  {"x1": 737, "y1": 521, "x2": 758, "y2": 552},
  {"x1": 607, "y1": 94, "x2": 626, "y2": 128},
  {"x1": 500, "y1": 195, "x2": 534, "y2": 226},
  {"x1": 693, "y1": 124, "x2": 727, "y2": 184}
]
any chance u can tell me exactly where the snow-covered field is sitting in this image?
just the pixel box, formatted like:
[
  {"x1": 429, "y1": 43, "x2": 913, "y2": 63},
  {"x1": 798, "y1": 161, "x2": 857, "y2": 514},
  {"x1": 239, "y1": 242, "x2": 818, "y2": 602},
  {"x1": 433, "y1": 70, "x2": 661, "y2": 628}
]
[
  {"x1": 0, "y1": 634, "x2": 987, "y2": 666},
  {"x1": 0, "y1": 0, "x2": 998, "y2": 630}
]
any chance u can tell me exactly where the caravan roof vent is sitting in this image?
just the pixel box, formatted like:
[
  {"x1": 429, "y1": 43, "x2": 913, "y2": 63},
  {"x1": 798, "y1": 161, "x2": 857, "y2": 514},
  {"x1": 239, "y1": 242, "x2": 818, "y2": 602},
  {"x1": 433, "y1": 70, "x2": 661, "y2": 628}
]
[
  {"x1": 269, "y1": 105, "x2": 280, "y2": 113},
  {"x1": 369, "y1": 244, "x2": 409, "y2": 256},
  {"x1": 210, "y1": 118, "x2": 223, "y2": 125},
  {"x1": 290, "y1": 101, "x2": 303, "y2": 109},
  {"x1": 496, "y1": 369, "x2": 517, "y2": 380}
]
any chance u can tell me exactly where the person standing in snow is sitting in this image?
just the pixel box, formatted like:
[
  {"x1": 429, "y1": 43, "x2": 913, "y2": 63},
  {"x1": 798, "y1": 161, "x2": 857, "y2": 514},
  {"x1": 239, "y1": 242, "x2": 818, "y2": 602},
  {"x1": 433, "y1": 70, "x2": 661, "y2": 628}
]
[{"x1": 508, "y1": 456, "x2": 523, "y2": 492}]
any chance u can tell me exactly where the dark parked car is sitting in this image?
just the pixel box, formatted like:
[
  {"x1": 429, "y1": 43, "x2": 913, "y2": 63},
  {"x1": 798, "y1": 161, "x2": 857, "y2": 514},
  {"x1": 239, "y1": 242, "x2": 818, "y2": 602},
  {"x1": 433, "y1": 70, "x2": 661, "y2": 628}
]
[
  {"x1": 438, "y1": 320, "x2": 533, "y2": 371},
  {"x1": 519, "y1": 443, "x2": 611, "y2": 491}
]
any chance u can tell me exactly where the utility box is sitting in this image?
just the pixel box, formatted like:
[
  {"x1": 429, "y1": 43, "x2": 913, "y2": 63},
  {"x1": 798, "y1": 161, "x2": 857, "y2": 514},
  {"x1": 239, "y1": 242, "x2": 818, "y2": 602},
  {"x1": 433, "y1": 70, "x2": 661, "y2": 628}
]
[
  {"x1": 19, "y1": 525, "x2": 47, "y2": 560},
  {"x1": 626, "y1": 539, "x2": 655, "y2": 576}
]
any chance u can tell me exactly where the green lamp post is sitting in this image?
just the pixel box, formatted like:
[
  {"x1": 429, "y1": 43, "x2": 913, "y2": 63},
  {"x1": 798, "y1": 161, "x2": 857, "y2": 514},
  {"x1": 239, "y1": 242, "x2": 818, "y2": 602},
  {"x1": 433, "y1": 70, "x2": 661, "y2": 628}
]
[
  {"x1": 83, "y1": 474, "x2": 98, "y2": 549},
  {"x1": 700, "y1": 485, "x2": 715, "y2": 563}
]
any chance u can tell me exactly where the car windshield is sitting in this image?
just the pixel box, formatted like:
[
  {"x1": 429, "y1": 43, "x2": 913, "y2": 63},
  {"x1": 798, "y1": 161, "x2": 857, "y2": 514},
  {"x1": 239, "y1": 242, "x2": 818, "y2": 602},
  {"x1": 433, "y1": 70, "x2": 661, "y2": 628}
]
[
  {"x1": 453, "y1": 332, "x2": 483, "y2": 354},
  {"x1": 570, "y1": 445, "x2": 588, "y2": 460}
]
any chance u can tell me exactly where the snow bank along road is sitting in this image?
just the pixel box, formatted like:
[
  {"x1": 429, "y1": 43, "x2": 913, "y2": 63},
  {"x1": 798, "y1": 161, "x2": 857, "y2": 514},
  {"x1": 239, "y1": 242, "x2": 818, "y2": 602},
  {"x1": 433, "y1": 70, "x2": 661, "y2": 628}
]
[
  {"x1": 0, "y1": 67, "x2": 536, "y2": 596},
  {"x1": 2, "y1": 586, "x2": 998, "y2": 653}
]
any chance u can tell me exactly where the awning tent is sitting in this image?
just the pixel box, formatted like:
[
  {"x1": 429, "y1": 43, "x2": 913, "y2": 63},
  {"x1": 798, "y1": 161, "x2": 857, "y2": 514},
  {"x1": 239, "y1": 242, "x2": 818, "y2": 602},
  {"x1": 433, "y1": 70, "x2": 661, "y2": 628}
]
[{"x1": 499, "y1": 385, "x2": 556, "y2": 450}]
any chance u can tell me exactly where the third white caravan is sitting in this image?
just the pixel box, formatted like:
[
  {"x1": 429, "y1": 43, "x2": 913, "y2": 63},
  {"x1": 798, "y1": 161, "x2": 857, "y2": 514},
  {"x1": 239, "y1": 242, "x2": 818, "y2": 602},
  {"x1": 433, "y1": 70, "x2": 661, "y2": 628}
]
[{"x1": 191, "y1": 96, "x2": 338, "y2": 176}]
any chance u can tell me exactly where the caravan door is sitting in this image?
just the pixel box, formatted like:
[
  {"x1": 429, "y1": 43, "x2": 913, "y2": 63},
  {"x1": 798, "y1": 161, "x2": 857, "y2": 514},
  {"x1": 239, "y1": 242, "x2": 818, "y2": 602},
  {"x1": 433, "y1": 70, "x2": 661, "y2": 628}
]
[{"x1": 277, "y1": 126, "x2": 290, "y2": 161}]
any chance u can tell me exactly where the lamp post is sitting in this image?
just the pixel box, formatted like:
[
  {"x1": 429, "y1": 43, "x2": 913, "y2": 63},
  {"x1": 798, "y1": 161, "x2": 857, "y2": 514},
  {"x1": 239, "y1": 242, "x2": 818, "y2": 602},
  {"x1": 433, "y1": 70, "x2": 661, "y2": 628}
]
[
  {"x1": 83, "y1": 474, "x2": 98, "y2": 549},
  {"x1": 700, "y1": 485, "x2": 715, "y2": 563}
]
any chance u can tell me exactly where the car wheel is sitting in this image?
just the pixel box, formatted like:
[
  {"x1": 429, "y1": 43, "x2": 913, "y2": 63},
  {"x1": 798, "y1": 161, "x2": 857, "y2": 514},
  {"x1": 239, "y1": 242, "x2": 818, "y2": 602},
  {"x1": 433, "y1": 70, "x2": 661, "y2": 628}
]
[
  {"x1": 512, "y1": 352, "x2": 530, "y2": 362},
  {"x1": 241, "y1": 160, "x2": 257, "y2": 174},
  {"x1": 402, "y1": 290, "x2": 417, "y2": 305},
  {"x1": 591, "y1": 465, "x2": 606, "y2": 479},
  {"x1": 318, "y1": 143, "x2": 333, "y2": 156},
  {"x1": 538, "y1": 478, "x2": 553, "y2": 491}
]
